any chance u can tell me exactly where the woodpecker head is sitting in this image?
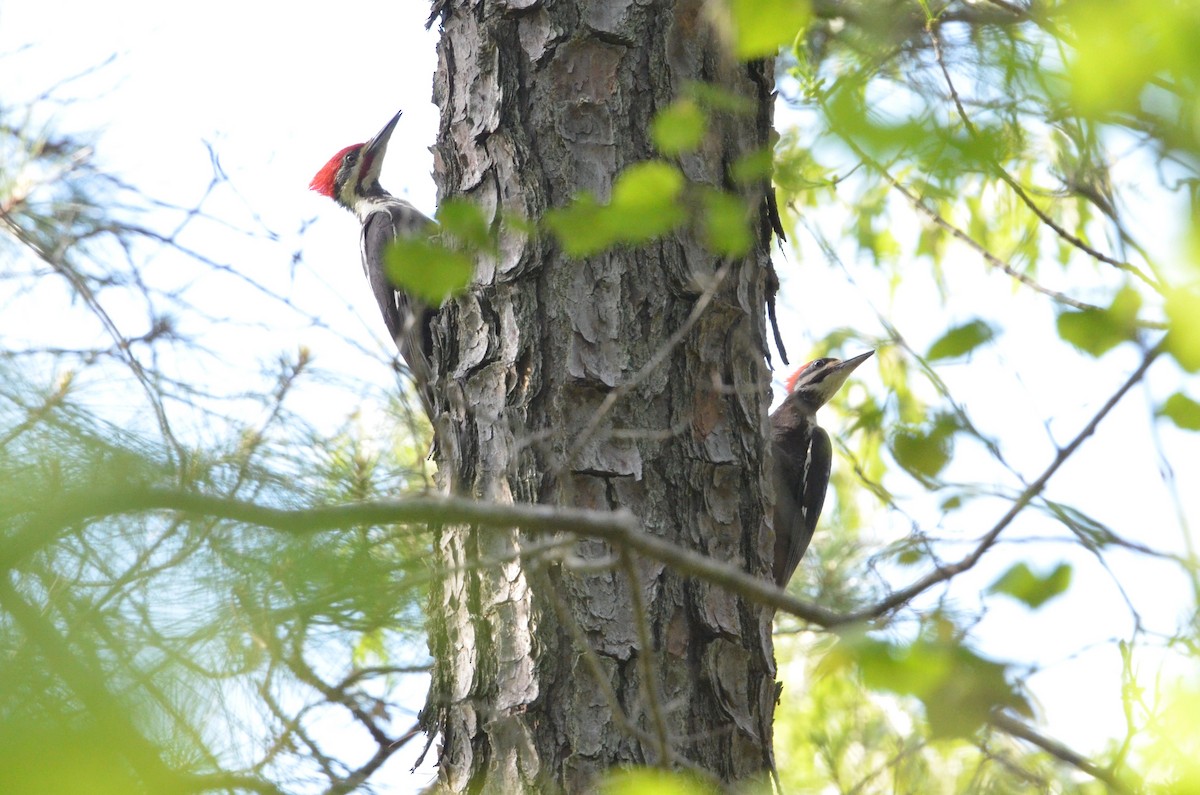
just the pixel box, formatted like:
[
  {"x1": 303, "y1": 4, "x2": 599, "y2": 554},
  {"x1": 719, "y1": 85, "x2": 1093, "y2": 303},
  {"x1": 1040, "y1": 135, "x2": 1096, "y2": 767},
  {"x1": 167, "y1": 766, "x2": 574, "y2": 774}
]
[
  {"x1": 310, "y1": 111, "x2": 402, "y2": 214},
  {"x1": 783, "y1": 350, "x2": 874, "y2": 413}
]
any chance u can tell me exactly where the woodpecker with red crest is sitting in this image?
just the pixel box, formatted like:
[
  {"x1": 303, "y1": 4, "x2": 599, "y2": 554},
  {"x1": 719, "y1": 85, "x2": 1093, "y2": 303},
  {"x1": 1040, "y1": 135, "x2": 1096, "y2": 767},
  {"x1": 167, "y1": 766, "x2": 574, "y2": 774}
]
[
  {"x1": 310, "y1": 111, "x2": 436, "y2": 414},
  {"x1": 771, "y1": 350, "x2": 873, "y2": 586}
]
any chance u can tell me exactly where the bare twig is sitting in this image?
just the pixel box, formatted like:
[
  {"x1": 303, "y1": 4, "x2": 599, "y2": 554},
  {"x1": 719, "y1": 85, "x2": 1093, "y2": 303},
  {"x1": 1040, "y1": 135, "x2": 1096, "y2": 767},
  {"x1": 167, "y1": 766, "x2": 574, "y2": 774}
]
[
  {"x1": 0, "y1": 208, "x2": 187, "y2": 467},
  {"x1": 620, "y1": 547, "x2": 673, "y2": 766},
  {"x1": 0, "y1": 576, "x2": 180, "y2": 791},
  {"x1": 8, "y1": 342, "x2": 1162, "y2": 631},
  {"x1": 564, "y1": 261, "x2": 733, "y2": 469},
  {"x1": 989, "y1": 710, "x2": 1135, "y2": 794},
  {"x1": 533, "y1": 564, "x2": 700, "y2": 768},
  {"x1": 7, "y1": 485, "x2": 843, "y2": 626},
  {"x1": 926, "y1": 20, "x2": 1161, "y2": 289},
  {"x1": 837, "y1": 343, "x2": 1163, "y2": 624},
  {"x1": 817, "y1": 89, "x2": 1166, "y2": 326}
]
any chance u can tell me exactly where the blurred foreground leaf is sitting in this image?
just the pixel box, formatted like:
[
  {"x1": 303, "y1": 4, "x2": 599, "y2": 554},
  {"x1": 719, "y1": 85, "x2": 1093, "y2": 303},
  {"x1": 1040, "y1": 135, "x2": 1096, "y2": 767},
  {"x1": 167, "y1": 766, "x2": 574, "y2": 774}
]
[
  {"x1": 385, "y1": 238, "x2": 475, "y2": 303},
  {"x1": 926, "y1": 319, "x2": 997, "y2": 361},
  {"x1": 1158, "y1": 392, "x2": 1200, "y2": 431},
  {"x1": 823, "y1": 632, "x2": 1031, "y2": 740},
  {"x1": 989, "y1": 562, "x2": 1073, "y2": 609}
]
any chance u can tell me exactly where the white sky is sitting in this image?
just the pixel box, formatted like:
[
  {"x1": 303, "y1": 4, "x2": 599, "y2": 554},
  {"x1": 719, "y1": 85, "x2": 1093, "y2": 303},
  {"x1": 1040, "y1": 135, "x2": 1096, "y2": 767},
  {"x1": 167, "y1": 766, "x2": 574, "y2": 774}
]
[{"x1": 2, "y1": 1, "x2": 1197, "y2": 791}]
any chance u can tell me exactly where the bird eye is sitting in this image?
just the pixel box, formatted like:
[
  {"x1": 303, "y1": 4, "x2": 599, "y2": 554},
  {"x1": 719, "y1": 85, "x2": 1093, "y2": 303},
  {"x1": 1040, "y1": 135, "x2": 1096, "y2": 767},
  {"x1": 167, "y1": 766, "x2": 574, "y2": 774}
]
[{"x1": 345, "y1": 151, "x2": 359, "y2": 165}]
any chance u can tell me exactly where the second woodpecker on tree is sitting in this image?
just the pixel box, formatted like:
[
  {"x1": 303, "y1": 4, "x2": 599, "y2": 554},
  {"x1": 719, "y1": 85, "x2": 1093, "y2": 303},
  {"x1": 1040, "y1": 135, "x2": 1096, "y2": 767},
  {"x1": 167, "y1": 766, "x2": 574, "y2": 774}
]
[
  {"x1": 770, "y1": 351, "x2": 873, "y2": 586},
  {"x1": 310, "y1": 111, "x2": 437, "y2": 414}
]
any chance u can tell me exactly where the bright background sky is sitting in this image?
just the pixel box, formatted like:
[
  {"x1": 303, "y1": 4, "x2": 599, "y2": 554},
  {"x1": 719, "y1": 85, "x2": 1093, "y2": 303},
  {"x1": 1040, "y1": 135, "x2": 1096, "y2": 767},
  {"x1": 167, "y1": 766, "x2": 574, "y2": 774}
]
[{"x1": 3, "y1": 1, "x2": 1197, "y2": 792}]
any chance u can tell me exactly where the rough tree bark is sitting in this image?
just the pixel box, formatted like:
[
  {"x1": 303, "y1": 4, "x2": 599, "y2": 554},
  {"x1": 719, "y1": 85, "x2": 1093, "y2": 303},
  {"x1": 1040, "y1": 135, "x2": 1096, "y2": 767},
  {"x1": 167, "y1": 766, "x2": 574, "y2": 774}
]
[{"x1": 420, "y1": 1, "x2": 780, "y2": 790}]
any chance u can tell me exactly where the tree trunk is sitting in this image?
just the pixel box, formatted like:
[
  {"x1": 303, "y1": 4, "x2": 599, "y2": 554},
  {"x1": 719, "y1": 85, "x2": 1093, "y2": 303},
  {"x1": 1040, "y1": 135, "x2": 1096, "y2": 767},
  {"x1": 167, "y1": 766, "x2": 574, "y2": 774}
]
[{"x1": 422, "y1": 1, "x2": 779, "y2": 790}]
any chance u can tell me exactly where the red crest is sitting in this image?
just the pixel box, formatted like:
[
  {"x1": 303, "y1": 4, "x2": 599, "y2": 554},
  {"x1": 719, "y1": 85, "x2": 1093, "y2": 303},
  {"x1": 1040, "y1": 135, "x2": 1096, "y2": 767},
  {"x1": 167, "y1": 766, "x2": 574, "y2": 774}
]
[{"x1": 309, "y1": 144, "x2": 360, "y2": 197}]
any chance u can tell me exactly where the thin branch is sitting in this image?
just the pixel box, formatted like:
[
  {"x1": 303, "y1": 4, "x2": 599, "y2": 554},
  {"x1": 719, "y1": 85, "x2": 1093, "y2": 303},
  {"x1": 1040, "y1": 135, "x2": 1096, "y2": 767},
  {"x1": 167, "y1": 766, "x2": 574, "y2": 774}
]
[
  {"x1": 564, "y1": 261, "x2": 732, "y2": 469},
  {"x1": 838, "y1": 342, "x2": 1163, "y2": 624},
  {"x1": 988, "y1": 710, "x2": 1136, "y2": 794},
  {"x1": 620, "y1": 547, "x2": 673, "y2": 766},
  {"x1": 817, "y1": 93, "x2": 1166, "y2": 326},
  {"x1": 288, "y1": 649, "x2": 395, "y2": 749},
  {"x1": 926, "y1": 19, "x2": 1161, "y2": 289},
  {"x1": 8, "y1": 340, "x2": 1163, "y2": 632},
  {"x1": 181, "y1": 773, "x2": 286, "y2": 795},
  {"x1": 0, "y1": 207, "x2": 187, "y2": 466},
  {"x1": 533, "y1": 564, "x2": 698, "y2": 767},
  {"x1": 8, "y1": 485, "x2": 844, "y2": 627},
  {"x1": 0, "y1": 575, "x2": 180, "y2": 792}
]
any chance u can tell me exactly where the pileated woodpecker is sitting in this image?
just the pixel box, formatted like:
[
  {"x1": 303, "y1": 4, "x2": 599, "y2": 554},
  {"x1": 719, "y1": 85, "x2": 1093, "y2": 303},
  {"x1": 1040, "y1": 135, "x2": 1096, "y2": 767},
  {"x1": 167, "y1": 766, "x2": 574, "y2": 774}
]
[
  {"x1": 310, "y1": 111, "x2": 436, "y2": 413},
  {"x1": 771, "y1": 350, "x2": 873, "y2": 586}
]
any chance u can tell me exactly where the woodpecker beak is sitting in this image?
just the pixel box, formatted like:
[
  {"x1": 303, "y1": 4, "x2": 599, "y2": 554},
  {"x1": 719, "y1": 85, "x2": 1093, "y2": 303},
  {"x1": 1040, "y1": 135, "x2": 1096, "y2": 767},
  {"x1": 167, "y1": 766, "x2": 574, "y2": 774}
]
[
  {"x1": 828, "y1": 350, "x2": 874, "y2": 382},
  {"x1": 361, "y1": 110, "x2": 402, "y2": 183},
  {"x1": 837, "y1": 350, "x2": 874, "y2": 373},
  {"x1": 811, "y1": 350, "x2": 874, "y2": 406}
]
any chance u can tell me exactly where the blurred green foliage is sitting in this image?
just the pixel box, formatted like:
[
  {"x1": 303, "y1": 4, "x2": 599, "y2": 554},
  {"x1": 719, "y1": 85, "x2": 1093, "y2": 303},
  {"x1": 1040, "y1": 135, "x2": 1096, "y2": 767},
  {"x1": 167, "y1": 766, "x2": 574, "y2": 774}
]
[
  {"x1": 988, "y1": 562, "x2": 1073, "y2": 609},
  {"x1": 546, "y1": 87, "x2": 769, "y2": 260},
  {"x1": 0, "y1": 357, "x2": 431, "y2": 792},
  {"x1": 925, "y1": 320, "x2": 998, "y2": 362},
  {"x1": 5, "y1": 0, "x2": 1200, "y2": 791},
  {"x1": 600, "y1": 767, "x2": 725, "y2": 795},
  {"x1": 823, "y1": 627, "x2": 1031, "y2": 739},
  {"x1": 385, "y1": 198, "x2": 488, "y2": 302},
  {"x1": 1056, "y1": 287, "x2": 1143, "y2": 358},
  {"x1": 546, "y1": 161, "x2": 687, "y2": 257},
  {"x1": 752, "y1": 0, "x2": 1200, "y2": 791},
  {"x1": 651, "y1": 99, "x2": 708, "y2": 156},
  {"x1": 1157, "y1": 391, "x2": 1200, "y2": 431},
  {"x1": 727, "y1": 0, "x2": 811, "y2": 59}
]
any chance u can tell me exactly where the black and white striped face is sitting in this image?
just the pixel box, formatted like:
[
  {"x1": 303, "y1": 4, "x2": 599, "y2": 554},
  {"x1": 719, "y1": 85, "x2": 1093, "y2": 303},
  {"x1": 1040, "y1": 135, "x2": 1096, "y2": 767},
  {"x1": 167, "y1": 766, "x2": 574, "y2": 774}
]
[
  {"x1": 331, "y1": 145, "x2": 369, "y2": 209},
  {"x1": 309, "y1": 111, "x2": 402, "y2": 213},
  {"x1": 785, "y1": 350, "x2": 874, "y2": 409}
]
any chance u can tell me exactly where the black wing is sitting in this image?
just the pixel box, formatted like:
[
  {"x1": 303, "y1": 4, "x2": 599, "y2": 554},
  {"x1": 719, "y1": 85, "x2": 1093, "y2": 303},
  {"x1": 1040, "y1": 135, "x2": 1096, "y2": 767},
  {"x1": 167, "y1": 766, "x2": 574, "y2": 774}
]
[
  {"x1": 771, "y1": 425, "x2": 833, "y2": 586},
  {"x1": 360, "y1": 208, "x2": 436, "y2": 416},
  {"x1": 361, "y1": 209, "x2": 406, "y2": 345},
  {"x1": 802, "y1": 426, "x2": 833, "y2": 536}
]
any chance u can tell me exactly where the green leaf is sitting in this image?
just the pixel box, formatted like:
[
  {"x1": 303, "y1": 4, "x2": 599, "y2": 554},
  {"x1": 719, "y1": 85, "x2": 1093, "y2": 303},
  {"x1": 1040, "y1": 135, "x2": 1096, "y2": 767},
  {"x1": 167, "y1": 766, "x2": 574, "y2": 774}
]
[
  {"x1": 1165, "y1": 286, "x2": 1200, "y2": 372},
  {"x1": 1158, "y1": 392, "x2": 1200, "y2": 431},
  {"x1": 605, "y1": 162, "x2": 686, "y2": 245},
  {"x1": 926, "y1": 320, "x2": 997, "y2": 361},
  {"x1": 1066, "y1": 0, "x2": 1200, "y2": 118},
  {"x1": 1110, "y1": 284, "x2": 1143, "y2": 327},
  {"x1": 544, "y1": 162, "x2": 686, "y2": 258},
  {"x1": 700, "y1": 190, "x2": 752, "y2": 256},
  {"x1": 1055, "y1": 286, "x2": 1141, "y2": 357},
  {"x1": 1056, "y1": 309, "x2": 1121, "y2": 357},
  {"x1": 730, "y1": 148, "x2": 774, "y2": 184},
  {"x1": 544, "y1": 194, "x2": 613, "y2": 258},
  {"x1": 610, "y1": 162, "x2": 684, "y2": 218},
  {"x1": 352, "y1": 628, "x2": 388, "y2": 667},
  {"x1": 686, "y1": 82, "x2": 755, "y2": 114},
  {"x1": 922, "y1": 644, "x2": 1030, "y2": 739},
  {"x1": 384, "y1": 238, "x2": 474, "y2": 303},
  {"x1": 831, "y1": 633, "x2": 1031, "y2": 739},
  {"x1": 652, "y1": 100, "x2": 707, "y2": 155},
  {"x1": 892, "y1": 425, "x2": 952, "y2": 480},
  {"x1": 435, "y1": 199, "x2": 492, "y2": 248},
  {"x1": 854, "y1": 637, "x2": 948, "y2": 700},
  {"x1": 988, "y1": 562, "x2": 1073, "y2": 609},
  {"x1": 601, "y1": 768, "x2": 716, "y2": 795},
  {"x1": 729, "y1": 0, "x2": 810, "y2": 59}
]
